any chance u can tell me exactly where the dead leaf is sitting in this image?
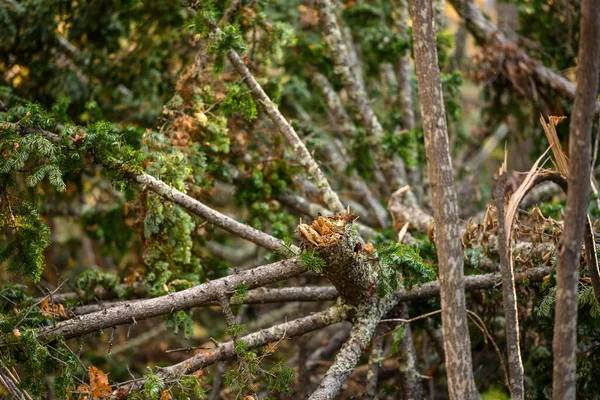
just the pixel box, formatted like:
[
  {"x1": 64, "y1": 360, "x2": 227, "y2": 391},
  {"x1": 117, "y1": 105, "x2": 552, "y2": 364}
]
[{"x1": 75, "y1": 366, "x2": 113, "y2": 400}]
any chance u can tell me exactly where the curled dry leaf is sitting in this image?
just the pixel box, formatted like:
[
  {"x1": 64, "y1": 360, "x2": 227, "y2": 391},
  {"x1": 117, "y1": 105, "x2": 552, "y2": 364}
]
[
  {"x1": 39, "y1": 297, "x2": 68, "y2": 319},
  {"x1": 75, "y1": 366, "x2": 113, "y2": 400}
]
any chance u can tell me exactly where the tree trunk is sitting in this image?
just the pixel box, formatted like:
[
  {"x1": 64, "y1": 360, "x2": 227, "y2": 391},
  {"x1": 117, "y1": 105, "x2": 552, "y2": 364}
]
[
  {"x1": 408, "y1": 0, "x2": 479, "y2": 398},
  {"x1": 552, "y1": 0, "x2": 600, "y2": 398}
]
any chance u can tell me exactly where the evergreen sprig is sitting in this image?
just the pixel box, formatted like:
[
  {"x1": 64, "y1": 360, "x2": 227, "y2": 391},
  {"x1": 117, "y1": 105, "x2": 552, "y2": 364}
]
[{"x1": 375, "y1": 242, "x2": 436, "y2": 297}]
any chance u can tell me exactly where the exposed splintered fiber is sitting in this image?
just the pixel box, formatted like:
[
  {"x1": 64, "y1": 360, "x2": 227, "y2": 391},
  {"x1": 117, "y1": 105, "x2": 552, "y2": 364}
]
[{"x1": 297, "y1": 210, "x2": 374, "y2": 306}]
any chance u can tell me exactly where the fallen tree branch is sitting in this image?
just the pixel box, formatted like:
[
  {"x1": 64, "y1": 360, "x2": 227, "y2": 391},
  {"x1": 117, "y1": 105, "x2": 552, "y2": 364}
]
[
  {"x1": 136, "y1": 173, "x2": 286, "y2": 252},
  {"x1": 314, "y1": 0, "x2": 410, "y2": 196},
  {"x1": 308, "y1": 296, "x2": 394, "y2": 400},
  {"x1": 448, "y1": 0, "x2": 600, "y2": 114},
  {"x1": 35, "y1": 258, "x2": 307, "y2": 341},
  {"x1": 68, "y1": 286, "x2": 340, "y2": 316},
  {"x1": 15, "y1": 124, "x2": 291, "y2": 253},
  {"x1": 111, "y1": 305, "x2": 350, "y2": 397}
]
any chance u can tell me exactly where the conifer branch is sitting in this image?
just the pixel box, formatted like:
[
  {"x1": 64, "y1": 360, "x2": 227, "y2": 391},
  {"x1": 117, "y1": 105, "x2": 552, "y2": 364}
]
[
  {"x1": 314, "y1": 0, "x2": 411, "y2": 198},
  {"x1": 111, "y1": 306, "x2": 349, "y2": 397},
  {"x1": 136, "y1": 173, "x2": 286, "y2": 252},
  {"x1": 225, "y1": 49, "x2": 346, "y2": 215},
  {"x1": 37, "y1": 258, "x2": 307, "y2": 341}
]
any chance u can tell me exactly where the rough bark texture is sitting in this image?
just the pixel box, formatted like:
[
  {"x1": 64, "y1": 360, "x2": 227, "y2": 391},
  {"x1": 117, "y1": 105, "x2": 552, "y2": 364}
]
[
  {"x1": 552, "y1": 1, "x2": 600, "y2": 398},
  {"x1": 365, "y1": 329, "x2": 384, "y2": 399},
  {"x1": 494, "y1": 172, "x2": 524, "y2": 399},
  {"x1": 308, "y1": 296, "x2": 395, "y2": 400},
  {"x1": 408, "y1": 0, "x2": 479, "y2": 398},
  {"x1": 65, "y1": 266, "x2": 552, "y2": 318},
  {"x1": 448, "y1": 0, "x2": 600, "y2": 114},
  {"x1": 68, "y1": 286, "x2": 341, "y2": 316},
  {"x1": 38, "y1": 258, "x2": 307, "y2": 341},
  {"x1": 298, "y1": 215, "x2": 374, "y2": 306}
]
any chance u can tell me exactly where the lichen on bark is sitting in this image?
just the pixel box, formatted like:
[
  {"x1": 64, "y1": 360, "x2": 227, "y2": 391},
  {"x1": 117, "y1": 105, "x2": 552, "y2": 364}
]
[{"x1": 298, "y1": 212, "x2": 374, "y2": 306}]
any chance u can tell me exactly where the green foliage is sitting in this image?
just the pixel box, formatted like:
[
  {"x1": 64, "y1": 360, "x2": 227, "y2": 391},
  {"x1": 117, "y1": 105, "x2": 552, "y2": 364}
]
[
  {"x1": 538, "y1": 201, "x2": 565, "y2": 220},
  {"x1": 536, "y1": 286, "x2": 556, "y2": 318},
  {"x1": 299, "y1": 248, "x2": 326, "y2": 273},
  {"x1": 0, "y1": 202, "x2": 51, "y2": 281},
  {"x1": 375, "y1": 242, "x2": 436, "y2": 297},
  {"x1": 231, "y1": 284, "x2": 249, "y2": 303},
  {"x1": 75, "y1": 269, "x2": 125, "y2": 300},
  {"x1": 383, "y1": 129, "x2": 421, "y2": 169},
  {"x1": 266, "y1": 360, "x2": 295, "y2": 395},
  {"x1": 144, "y1": 368, "x2": 166, "y2": 399},
  {"x1": 342, "y1": 2, "x2": 410, "y2": 72},
  {"x1": 264, "y1": 22, "x2": 297, "y2": 64},
  {"x1": 207, "y1": 24, "x2": 246, "y2": 72},
  {"x1": 441, "y1": 71, "x2": 463, "y2": 122},
  {"x1": 1, "y1": 0, "x2": 191, "y2": 126},
  {"x1": 180, "y1": 375, "x2": 208, "y2": 398},
  {"x1": 465, "y1": 245, "x2": 486, "y2": 269},
  {"x1": 221, "y1": 83, "x2": 258, "y2": 120},
  {"x1": 348, "y1": 128, "x2": 375, "y2": 179},
  {"x1": 226, "y1": 323, "x2": 246, "y2": 339},
  {"x1": 389, "y1": 325, "x2": 407, "y2": 356},
  {"x1": 278, "y1": 236, "x2": 298, "y2": 258},
  {"x1": 166, "y1": 310, "x2": 195, "y2": 338}
]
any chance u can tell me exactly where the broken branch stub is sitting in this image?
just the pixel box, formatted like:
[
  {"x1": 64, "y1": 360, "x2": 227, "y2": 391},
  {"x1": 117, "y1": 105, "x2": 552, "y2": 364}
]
[{"x1": 298, "y1": 212, "x2": 374, "y2": 306}]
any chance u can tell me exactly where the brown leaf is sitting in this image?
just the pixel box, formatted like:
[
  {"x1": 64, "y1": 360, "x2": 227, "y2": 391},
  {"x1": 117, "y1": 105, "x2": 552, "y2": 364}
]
[
  {"x1": 264, "y1": 342, "x2": 278, "y2": 354},
  {"x1": 75, "y1": 366, "x2": 113, "y2": 400},
  {"x1": 88, "y1": 366, "x2": 112, "y2": 399}
]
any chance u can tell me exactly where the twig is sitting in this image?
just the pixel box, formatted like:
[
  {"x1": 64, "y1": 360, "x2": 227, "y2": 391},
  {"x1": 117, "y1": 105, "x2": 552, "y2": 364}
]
[
  {"x1": 466, "y1": 310, "x2": 510, "y2": 393},
  {"x1": 110, "y1": 306, "x2": 347, "y2": 396}
]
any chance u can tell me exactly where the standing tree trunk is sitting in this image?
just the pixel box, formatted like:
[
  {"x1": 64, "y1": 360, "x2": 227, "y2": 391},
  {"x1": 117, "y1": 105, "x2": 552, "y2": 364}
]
[
  {"x1": 408, "y1": 0, "x2": 479, "y2": 398},
  {"x1": 552, "y1": 0, "x2": 600, "y2": 398}
]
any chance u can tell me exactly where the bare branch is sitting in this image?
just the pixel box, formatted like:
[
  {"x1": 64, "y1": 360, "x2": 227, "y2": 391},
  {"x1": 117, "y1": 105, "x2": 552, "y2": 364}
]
[
  {"x1": 224, "y1": 49, "x2": 346, "y2": 215},
  {"x1": 364, "y1": 328, "x2": 384, "y2": 400},
  {"x1": 37, "y1": 258, "x2": 307, "y2": 341},
  {"x1": 136, "y1": 173, "x2": 287, "y2": 252},
  {"x1": 112, "y1": 306, "x2": 349, "y2": 397},
  {"x1": 308, "y1": 297, "x2": 393, "y2": 400},
  {"x1": 314, "y1": 0, "x2": 410, "y2": 196}
]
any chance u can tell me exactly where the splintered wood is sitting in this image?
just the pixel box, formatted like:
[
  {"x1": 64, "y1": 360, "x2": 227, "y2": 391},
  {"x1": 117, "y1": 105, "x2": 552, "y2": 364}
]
[{"x1": 297, "y1": 210, "x2": 354, "y2": 247}]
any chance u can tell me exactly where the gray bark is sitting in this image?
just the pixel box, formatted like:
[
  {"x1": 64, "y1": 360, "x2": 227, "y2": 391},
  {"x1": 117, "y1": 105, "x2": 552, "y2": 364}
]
[
  {"x1": 408, "y1": 0, "x2": 479, "y2": 398},
  {"x1": 552, "y1": 0, "x2": 600, "y2": 398},
  {"x1": 38, "y1": 258, "x2": 307, "y2": 341}
]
